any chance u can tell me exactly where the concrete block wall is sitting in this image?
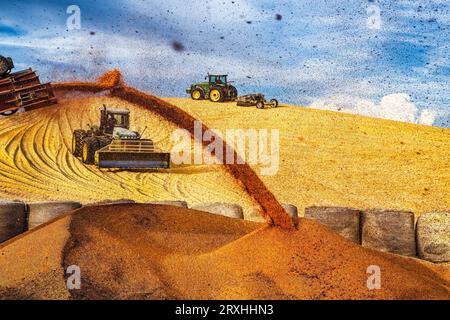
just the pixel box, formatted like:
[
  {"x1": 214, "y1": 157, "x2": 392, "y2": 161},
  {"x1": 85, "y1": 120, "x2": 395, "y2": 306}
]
[
  {"x1": 304, "y1": 206, "x2": 450, "y2": 263},
  {"x1": 28, "y1": 201, "x2": 82, "y2": 230},
  {"x1": 1, "y1": 199, "x2": 448, "y2": 265},
  {"x1": 305, "y1": 206, "x2": 361, "y2": 243},
  {"x1": 190, "y1": 202, "x2": 244, "y2": 219},
  {"x1": 243, "y1": 203, "x2": 299, "y2": 224},
  {"x1": 0, "y1": 200, "x2": 27, "y2": 243},
  {"x1": 361, "y1": 209, "x2": 416, "y2": 256}
]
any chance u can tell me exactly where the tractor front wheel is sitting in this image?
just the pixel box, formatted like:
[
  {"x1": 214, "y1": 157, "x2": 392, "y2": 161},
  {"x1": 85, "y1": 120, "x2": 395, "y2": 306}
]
[
  {"x1": 72, "y1": 130, "x2": 86, "y2": 157},
  {"x1": 256, "y1": 101, "x2": 265, "y2": 109},
  {"x1": 82, "y1": 138, "x2": 99, "y2": 164},
  {"x1": 191, "y1": 89, "x2": 203, "y2": 100},
  {"x1": 209, "y1": 88, "x2": 223, "y2": 102}
]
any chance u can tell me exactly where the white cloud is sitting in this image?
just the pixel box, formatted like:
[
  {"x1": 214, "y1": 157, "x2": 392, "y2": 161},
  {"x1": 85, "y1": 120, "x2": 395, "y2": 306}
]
[
  {"x1": 309, "y1": 93, "x2": 437, "y2": 125},
  {"x1": 417, "y1": 109, "x2": 438, "y2": 126}
]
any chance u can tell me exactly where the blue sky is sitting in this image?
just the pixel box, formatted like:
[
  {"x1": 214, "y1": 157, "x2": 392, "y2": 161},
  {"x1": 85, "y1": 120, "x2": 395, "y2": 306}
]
[{"x1": 0, "y1": 0, "x2": 449, "y2": 127}]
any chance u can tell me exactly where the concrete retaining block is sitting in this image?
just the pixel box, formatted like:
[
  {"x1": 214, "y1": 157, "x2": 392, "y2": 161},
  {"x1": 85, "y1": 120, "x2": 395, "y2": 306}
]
[
  {"x1": 244, "y1": 204, "x2": 297, "y2": 224},
  {"x1": 243, "y1": 206, "x2": 266, "y2": 223},
  {"x1": 417, "y1": 212, "x2": 450, "y2": 263},
  {"x1": 87, "y1": 199, "x2": 135, "y2": 206},
  {"x1": 148, "y1": 200, "x2": 188, "y2": 208},
  {"x1": 191, "y1": 202, "x2": 244, "y2": 219},
  {"x1": 0, "y1": 200, "x2": 27, "y2": 243},
  {"x1": 361, "y1": 209, "x2": 416, "y2": 256},
  {"x1": 282, "y1": 203, "x2": 298, "y2": 221},
  {"x1": 28, "y1": 201, "x2": 82, "y2": 229},
  {"x1": 305, "y1": 206, "x2": 361, "y2": 243}
]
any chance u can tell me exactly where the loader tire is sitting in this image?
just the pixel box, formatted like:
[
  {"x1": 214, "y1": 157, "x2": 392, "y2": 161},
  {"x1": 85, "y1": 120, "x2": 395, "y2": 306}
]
[
  {"x1": 191, "y1": 89, "x2": 203, "y2": 100},
  {"x1": 82, "y1": 138, "x2": 99, "y2": 164},
  {"x1": 72, "y1": 130, "x2": 86, "y2": 157},
  {"x1": 209, "y1": 88, "x2": 223, "y2": 102}
]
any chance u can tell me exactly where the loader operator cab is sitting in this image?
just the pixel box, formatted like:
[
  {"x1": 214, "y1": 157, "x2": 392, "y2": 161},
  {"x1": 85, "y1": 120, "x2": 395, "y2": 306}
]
[{"x1": 100, "y1": 105, "x2": 130, "y2": 134}]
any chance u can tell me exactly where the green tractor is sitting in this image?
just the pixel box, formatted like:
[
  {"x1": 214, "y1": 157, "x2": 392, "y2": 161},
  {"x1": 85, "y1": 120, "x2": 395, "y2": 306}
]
[{"x1": 186, "y1": 74, "x2": 238, "y2": 102}]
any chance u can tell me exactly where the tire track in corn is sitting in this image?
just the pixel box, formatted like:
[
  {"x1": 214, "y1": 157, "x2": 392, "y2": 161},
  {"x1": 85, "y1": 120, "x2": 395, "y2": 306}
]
[{"x1": 0, "y1": 97, "x2": 258, "y2": 209}]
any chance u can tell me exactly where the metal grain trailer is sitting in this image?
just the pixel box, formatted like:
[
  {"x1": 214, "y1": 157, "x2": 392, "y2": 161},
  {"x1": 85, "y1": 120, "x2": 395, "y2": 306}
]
[
  {"x1": 235, "y1": 93, "x2": 278, "y2": 109},
  {"x1": 0, "y1": 55, "x2": 57, "y2": 116}
]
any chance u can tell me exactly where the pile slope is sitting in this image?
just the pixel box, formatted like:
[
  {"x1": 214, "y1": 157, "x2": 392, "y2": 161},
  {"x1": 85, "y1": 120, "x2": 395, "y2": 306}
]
[
  {"x1": 165, "y1": 98, "x2": 450, "y2": 216},
  {"x1": 0, "y1": 204, "x2": 448, "y2": 299}
]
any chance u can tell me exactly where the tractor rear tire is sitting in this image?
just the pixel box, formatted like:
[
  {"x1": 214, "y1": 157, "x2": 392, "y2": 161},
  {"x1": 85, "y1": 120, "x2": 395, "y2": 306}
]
[
  {"x1": 82, "y1": 138, "x2": 99, "y2": 164},
  {"x1": 228, "y1": 86, "x2": 238, "y2": 99},
  {"x1": 269, "y1": 99, "x2": 279, "y2": 108},
  {"x1": 191, "y1": 89, "x2": 203, "y2": 100},
  {"x1": 72, "y1": 130, "x2": 86, "y2": 157},
  {"x1": 209, "y1": 88, "x2": 223, "y2": 102},
  {"x1": 256, "y1": 101, "x2": 265, "y2": 109}
]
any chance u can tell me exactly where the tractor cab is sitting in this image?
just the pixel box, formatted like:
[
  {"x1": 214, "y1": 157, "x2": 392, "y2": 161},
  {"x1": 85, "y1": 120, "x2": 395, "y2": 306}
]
[
  {"x1": 100, "y1": 105, "x2": 130, "y2": 134},
  {"x1": 208, "y1": 74, "x2": 228, "y2": 86}
]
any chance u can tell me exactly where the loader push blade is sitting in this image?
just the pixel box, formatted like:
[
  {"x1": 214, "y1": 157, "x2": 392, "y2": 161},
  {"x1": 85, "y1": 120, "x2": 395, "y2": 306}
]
[{"x1": 96, "y1": 139, "x2": 170, "y2": 169}]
